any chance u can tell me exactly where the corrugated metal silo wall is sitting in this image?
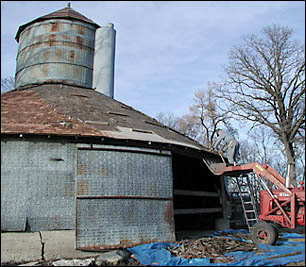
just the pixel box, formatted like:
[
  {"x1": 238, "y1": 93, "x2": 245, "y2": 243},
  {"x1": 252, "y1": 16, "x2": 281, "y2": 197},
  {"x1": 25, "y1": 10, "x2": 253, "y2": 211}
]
[
  {"x1": 15, "y1": 19, "x2": 96, "y2": 89},
  {"x1": 1, "y1": 139, "x2": 77, "y2": 231},
  {"x1": 75, "y1": 145, "x2": 175, "y2": 250}
]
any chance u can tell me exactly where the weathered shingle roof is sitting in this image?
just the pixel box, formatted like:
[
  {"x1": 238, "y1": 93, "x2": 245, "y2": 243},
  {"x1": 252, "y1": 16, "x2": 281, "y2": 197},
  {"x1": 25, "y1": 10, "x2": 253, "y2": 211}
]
[
  {"x1": 1, "y1": 84, "x2": 206, "y2": 151},
  {"x1": 15, "y1": 5, "x2": 100, "y2": 42}
]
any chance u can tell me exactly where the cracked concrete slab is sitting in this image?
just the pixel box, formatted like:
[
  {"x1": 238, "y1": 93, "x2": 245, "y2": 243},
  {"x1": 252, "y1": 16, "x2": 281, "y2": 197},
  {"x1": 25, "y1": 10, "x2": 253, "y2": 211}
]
[
  {"x1": 1, "y1": 230, "x2": 102, "y2": 265},
  {"x1": 1, "y1": 232, "x2": 42, "y2": 264},
  {"x1": 41, "y1": 230, "x2": 101, "y2": 262}
]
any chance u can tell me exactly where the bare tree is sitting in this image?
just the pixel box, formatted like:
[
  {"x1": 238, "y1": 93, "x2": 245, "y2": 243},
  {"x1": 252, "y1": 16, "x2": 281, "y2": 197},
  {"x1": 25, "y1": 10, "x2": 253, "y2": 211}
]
[
  {"x1": 189, "y1": 82, "x2": 235, "y2": 148},
  {"x1": 155, "y1": 112, "x2": 201, "y2": 141},
  {"x1": 1, "y1": 76, "x2": 15, "y2": 94},
  {"x1": 176, "y1": 114, "x2": 201, "y2": 142},
  {"x1": 155, "y1": 83, "x2": 236, "y2": 148},
  {"x1": 155, "y1": 112, "x2": 180, "y2": 129},
  {"x1": 219, "y1": 25, "x2": 305, "y2": 185}
]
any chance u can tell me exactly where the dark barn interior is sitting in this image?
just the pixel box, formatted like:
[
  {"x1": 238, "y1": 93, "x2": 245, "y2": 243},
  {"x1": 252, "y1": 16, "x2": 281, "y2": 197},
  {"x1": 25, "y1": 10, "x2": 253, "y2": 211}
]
[{"x1": 172, "y1": 152, "x2": 223, "y2": 233}]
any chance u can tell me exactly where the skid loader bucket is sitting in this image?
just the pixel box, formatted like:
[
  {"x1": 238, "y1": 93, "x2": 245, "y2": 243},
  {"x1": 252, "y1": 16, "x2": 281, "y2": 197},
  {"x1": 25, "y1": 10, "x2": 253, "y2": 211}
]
[{"x1": 202, "y1": 152, "x2": 227, "y2": 176}]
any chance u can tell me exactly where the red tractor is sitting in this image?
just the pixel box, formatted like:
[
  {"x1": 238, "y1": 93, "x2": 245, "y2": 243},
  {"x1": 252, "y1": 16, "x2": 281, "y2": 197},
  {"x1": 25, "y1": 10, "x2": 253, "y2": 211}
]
[
  {"x1": 223, "y1": 163, "x2": 305, "y2": 245},
  {"x1": 204, "y1": 156, "x2": 305, "y2": 245}
]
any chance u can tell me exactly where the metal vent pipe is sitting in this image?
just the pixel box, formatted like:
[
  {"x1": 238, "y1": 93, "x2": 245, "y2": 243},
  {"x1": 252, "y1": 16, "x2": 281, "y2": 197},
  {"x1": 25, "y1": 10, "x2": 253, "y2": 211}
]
[{"x1": 93, "y1": 23, "x2": 116, "y2": 98}]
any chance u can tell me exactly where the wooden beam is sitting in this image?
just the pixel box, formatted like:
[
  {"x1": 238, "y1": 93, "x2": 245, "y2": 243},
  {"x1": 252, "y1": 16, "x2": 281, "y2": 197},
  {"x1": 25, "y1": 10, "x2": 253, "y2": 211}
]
[
  {"x1": 173, "y1": 189, "x2": 219, "y2": 197},
  {"x1": 174, "y1": 208, "x2": 222, "y2": 215}
]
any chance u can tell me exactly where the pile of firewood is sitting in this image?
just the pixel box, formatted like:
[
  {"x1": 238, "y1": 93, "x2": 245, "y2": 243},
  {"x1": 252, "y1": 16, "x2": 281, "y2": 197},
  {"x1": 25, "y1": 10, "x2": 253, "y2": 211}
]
[{"x1": 168, "y1": 235, "x2": 258, "y2": 263}]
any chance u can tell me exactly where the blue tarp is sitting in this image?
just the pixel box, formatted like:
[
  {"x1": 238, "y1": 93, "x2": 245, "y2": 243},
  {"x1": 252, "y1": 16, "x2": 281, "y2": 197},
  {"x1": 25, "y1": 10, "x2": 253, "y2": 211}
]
[{"x1": 127, "y1": 230, "x2": 305, "y2": 266}]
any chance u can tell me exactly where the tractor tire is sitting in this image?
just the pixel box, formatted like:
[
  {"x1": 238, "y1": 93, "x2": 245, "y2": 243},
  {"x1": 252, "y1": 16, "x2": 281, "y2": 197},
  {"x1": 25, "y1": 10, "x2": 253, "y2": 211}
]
[
  {"x1": 271, "y1": 223, "x2": 280, "y2": 241},
  {"x1": 251, "y1": 221, "x2": 277, "y2": 246}
]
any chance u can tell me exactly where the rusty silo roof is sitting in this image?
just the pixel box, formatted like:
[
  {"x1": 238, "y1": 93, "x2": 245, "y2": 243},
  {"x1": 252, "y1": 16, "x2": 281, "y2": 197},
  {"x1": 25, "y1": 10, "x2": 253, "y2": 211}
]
[
  {"x1": 15, "y1": 5, "x2": 100, "y2": 42},
  {"x1": 1, "y1": 84, "x2": 207, "y2": 151}
]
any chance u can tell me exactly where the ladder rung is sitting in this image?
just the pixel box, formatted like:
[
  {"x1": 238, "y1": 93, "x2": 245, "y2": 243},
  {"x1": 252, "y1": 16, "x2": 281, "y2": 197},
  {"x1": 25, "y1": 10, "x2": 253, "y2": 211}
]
[
  {"x1": 247, "y1": 219, "x2": 257, "y2": 221},
  {"x1": 244, "y1": 202, "x2": 253, "y2": 204},
  {"x1": 245, "y1": 210, "x2": 255, "y2": 213}
]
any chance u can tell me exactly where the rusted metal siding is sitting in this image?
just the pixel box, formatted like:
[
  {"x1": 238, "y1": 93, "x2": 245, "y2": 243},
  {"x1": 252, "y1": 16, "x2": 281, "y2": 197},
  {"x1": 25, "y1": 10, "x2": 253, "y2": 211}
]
[
  {"x1": 76, "y1": 147, "x2": 176, "y2": 250},
  {"x1": 1, "y1": 139, "x2": 76, "y2": 231},
  {"x1": 15, "y1": 19, "x2": 96, "y2": 89}
]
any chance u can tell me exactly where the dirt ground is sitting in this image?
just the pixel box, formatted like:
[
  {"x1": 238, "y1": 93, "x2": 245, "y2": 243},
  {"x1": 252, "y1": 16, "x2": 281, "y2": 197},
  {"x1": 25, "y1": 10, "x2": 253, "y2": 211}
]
[{"x1": 3, "y1": 233, "x2": 304, "y2": 266}]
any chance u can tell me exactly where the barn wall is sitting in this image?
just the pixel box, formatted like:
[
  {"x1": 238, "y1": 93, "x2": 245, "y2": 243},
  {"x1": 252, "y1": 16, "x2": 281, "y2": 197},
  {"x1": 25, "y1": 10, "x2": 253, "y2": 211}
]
[
  {"x1": 1, "y1": 138, "x2": 176, "y2": 243},
  {"x1": 1, "y1": 137, "x2": 225, "y2": 247},
  {"x1": 75, "y1": 146, "x2": 175, "y2": 249},
  {"x1": 1, "y1": 139, "x2": 77, "y2": 231}
]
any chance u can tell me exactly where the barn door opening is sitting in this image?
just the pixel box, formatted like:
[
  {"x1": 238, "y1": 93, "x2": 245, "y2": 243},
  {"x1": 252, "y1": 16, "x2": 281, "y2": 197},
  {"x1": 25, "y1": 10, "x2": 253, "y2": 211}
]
[{"x1": 171, "y1": 152, "x2": 223, "y2": 237}]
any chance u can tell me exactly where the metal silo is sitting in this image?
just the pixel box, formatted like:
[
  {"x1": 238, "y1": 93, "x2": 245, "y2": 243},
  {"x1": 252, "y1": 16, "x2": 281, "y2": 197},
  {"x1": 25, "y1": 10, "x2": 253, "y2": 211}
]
[{"x1": 15, "y1": 6, "x2": 99, "y2": 89}]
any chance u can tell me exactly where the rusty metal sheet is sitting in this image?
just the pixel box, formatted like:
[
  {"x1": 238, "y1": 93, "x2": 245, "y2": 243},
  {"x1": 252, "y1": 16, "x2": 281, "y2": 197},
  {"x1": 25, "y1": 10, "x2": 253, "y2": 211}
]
[
  {"x1": 15, "y1": 19, "x2": 96, "y2": 89},
  {"x1": 76, "y1": 147, "x2": 175, "y2": 250}
]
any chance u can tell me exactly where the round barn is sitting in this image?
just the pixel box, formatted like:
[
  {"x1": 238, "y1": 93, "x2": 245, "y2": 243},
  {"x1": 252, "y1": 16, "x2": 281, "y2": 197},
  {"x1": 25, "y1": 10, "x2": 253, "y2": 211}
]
[{"x1": 1, "y1": 5, "x2": 227, "y2": 250}]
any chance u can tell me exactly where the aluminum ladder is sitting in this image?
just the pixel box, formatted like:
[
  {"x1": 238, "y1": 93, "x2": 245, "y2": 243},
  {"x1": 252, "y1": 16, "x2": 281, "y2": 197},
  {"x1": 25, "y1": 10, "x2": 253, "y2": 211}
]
[{"x1": 235, "y1": 175, "x2": 259, "y2": 231}]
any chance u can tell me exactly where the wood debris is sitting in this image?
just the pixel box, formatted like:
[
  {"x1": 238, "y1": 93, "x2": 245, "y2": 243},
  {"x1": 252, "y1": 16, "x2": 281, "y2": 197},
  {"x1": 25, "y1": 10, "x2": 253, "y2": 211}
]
[{"x1": 168, "y1": 233, "x2": 259, "y2": 264}]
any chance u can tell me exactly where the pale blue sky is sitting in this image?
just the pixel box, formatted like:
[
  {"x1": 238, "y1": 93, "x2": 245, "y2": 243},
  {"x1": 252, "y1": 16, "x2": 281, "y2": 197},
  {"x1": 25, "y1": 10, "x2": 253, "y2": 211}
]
[{"x1": 1, "y1": 1, "x2": 305, "y2": 120}]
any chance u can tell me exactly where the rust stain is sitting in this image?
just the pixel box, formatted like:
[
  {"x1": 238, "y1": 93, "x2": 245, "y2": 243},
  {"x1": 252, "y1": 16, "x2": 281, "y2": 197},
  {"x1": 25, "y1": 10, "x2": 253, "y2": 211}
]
[
  {"x1": 77, "y1": 180, "x2": 89, "y2": 195},
  {"x1": 76, "y1": 36, "x2": 83, "y2": 46},
  {"x1": 77, "y1": 25, "x2": 85, "y2": 35},
  {"x1": 63, "y1": 34, "x2": 71, "y2": 40},
  {"x1": 55, "y1": 49, "x2": 63, "y2": 60},
  {"x1": 49, "y1": 34, "x2": 56, "y2": 46},
  {"x1": 78, "y1": 164, "x2": 87, "y2": 175},
  {"x1": 164, "y1": 202, "x2": 175, "y2": 233},
  {"x1": 69, "y1": 50, "x2": 75, "y2": 61},
  {"x1": 42, "y1": 64, "x2": 49, "y2": 77},
  {"x1": 77, "y1": 239, "x2": 162, "y2": 251},
  {"x1": 43, "y1": 51, "x2": 50, "y2": 60},
  {"x1": 101, "y1": 167, "x2": 108, "y2": 176},
  {"x1": 51, "y1": 21, "x2": 60, "y2": 32}
]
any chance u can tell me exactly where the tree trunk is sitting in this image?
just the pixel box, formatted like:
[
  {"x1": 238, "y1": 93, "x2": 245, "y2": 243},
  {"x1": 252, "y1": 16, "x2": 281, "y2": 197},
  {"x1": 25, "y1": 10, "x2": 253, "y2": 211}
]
[{"x1": 283, "y1": 139, "x2": 297, "y2": 186}]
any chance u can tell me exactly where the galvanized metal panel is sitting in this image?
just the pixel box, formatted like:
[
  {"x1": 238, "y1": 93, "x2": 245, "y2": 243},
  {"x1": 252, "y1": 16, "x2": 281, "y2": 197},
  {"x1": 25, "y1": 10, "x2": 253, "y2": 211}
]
[
  {"x1": 1, "y1": 139, "x2": 76, "y2": 231},
  {"x1": 77, "y1": 149, "x2": 173, "y2": 198},
  {"x1": 76, "y1": 148, "x2": 175, "y2": 250},
  {"x1": 15, "y1": 19, "x2": 96, "y2": 89},
  {"x1": 1, "y1": 141, "x2": 30, "y2": 231},
  {"x1": 76, "y1": 199, "x2": 175, "y2": 250}
]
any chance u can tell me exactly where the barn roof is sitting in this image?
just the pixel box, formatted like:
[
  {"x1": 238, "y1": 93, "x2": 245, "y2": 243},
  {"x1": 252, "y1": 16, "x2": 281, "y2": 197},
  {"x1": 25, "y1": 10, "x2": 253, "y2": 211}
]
[{"x1": 1, "y1": 84, "x2": 207, "y2": 151}]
